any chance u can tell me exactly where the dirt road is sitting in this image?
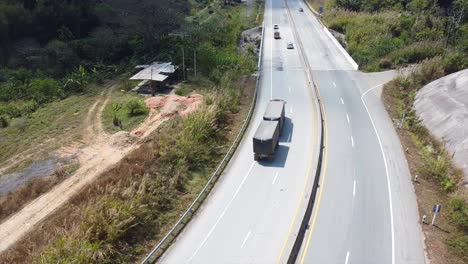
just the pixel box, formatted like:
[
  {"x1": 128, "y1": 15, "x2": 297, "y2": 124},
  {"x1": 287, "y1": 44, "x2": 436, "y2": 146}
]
[{"x1": 0, "y1": 91, "x2": 203, "y2": 253}]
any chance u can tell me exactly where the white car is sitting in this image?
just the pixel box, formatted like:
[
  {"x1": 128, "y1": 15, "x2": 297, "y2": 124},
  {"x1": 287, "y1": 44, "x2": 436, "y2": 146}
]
[
  {"x1": 287, "y1": 42, "x2": 294, "y2": 49},
  {"x1": 274, "y1": 24, "x2": 279, "y2": 29}
]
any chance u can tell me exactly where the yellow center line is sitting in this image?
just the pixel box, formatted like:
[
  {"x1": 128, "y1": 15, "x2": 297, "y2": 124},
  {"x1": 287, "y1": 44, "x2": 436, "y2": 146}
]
[
  {"x1": 299, "y1": 94, "x2": 329, "y2": 263},
  {"x1": 276, "y1": 0, "x2": 321, "y2": 262}
]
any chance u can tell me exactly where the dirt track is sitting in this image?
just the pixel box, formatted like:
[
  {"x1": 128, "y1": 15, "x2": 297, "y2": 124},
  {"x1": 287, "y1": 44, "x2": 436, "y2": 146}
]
[{"x1": 0, "y1": 90, "x2": 203, "y2": 253}]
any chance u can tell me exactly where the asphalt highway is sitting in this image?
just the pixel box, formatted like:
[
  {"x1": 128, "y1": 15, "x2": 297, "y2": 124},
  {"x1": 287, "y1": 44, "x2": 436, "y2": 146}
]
[
  {"x1": 159, "y1": 0, "x2": 321, "y2": 262},
  {"x1": 285, "y1": 0, "x2": 426, "y2": 263},
  {"x1": 159, "y1": 0, "x2": 427, "y2": 263}
]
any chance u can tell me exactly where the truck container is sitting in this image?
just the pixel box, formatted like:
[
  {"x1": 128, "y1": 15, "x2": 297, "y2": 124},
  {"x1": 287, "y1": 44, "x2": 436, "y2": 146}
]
[
  {"x1": 253, "y1": 120, "x2": 280, "y2": 161},
  {"x1": 263, "y1": 99, "x2": 286, "y2": 133}
]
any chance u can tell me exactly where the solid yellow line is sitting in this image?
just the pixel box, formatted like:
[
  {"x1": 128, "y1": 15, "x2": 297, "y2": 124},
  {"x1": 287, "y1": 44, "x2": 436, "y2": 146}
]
[
  {"x1": 276, "y1": 0, "x2": 321, "y2": 262},
  {"x1": 299, "y1": 99, "x2": 329, "y2": 264}
]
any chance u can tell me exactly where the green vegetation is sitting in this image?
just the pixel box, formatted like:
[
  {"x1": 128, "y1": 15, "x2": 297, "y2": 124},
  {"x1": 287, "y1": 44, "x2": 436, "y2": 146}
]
[
  {"x1": 383, "y1": 57, "x2": 467, "y2": 261},
  {"x1": 102, "y1": 92, "x2": 149, "y2": 133},
  {"x1": 0, "y1": 0, "x2": 190, "y2": 127},
  {"x1": 323, "y1": 0, "x2": 468, "y2": 71},
  {"x1": 0, "y1": 91, "x2": 99, "y2": 167},
  {"x1": 2, "y1": 0, "x2": 262, "y2": 262}
]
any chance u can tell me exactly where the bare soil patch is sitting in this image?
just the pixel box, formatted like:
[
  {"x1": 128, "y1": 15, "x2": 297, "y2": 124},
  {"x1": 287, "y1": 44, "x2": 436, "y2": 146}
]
[{"x1": 0, "y1": 89, "x2": 203, "y2": 253}]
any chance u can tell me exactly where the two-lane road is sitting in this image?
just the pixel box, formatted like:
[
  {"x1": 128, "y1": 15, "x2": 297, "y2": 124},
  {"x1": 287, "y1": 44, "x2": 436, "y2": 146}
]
[
  {"x1": 285, "y1": 0, "x2": 426, "y2": 263},
  {"x1": 159, "y1": 0, "x2": 321, "y2": 262}
]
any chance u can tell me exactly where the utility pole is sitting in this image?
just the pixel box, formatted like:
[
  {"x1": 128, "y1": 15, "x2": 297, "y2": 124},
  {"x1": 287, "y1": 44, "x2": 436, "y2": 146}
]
[
  {"x1": 194, "y1": 49, "x2": 197, "y2": 77},
  {"x1": 182, "y1": 46, "x2": 186, "y2": 81}
]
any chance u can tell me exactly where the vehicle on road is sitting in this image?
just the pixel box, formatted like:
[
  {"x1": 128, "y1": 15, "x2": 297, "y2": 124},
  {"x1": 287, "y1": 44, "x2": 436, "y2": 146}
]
[
  {"x1": 299, "y1": 7, "x2": 304, "y2": 12},
  {"x1": 263, "y1": 99, "x2": 286, "y2": 133},
  {"x1": 253, "y1": 120, "x2": 280, "y2": 161},
  {"x1": 274, "y1": 24, "x2": 279, "y2": 29},
  {"x1": 274, "y1": 31, "x2": 280, "y2": 39},
  {"x1": 287, "y1": 42, "x2": 294, "y2": 49}
]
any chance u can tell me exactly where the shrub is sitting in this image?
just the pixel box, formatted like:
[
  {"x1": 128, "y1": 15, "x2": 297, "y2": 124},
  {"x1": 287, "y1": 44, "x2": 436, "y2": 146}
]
[
  {"x1": 29, "y1": 78, "x2": 62, "y2": 104},
  {"x1": 386, "y1": 41, "x2": 444, "y2": 66},
  {"x1": 0, "y1": 115, "x2": 8, "y2": 128},
  {"x1": 125, "y1": 99, "x2": 147, "y2": 116},
  {"x1": 443, "y1": 52, "x2": 468, "y2": 74}
]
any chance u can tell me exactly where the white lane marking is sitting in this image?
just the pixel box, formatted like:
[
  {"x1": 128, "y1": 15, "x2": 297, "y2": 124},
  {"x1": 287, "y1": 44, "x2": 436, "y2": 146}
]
[
  {"x1": 188, "y1": 162, "x2": 255, "y2": 262},
  {"x1": 272, "y1": 172, "x2": 279, "y2": 185},
  {"x1": 346, "y1": 113, "x2": 350, "y2": 124},
  {"x1": 290, "y1": 106, "x2": 294, "y2": 114},
  {"x1": 345, "y1": 251, "x2": 350, "y2": 264},
  {"x1": 240, "y1": 230, "x2": 252, "y2": 248},
  {"x1": 350, "y1": 136, "x2": 354, "y2": 148},
  {"x1": 361, "y1": 83, "x2": 387, "y2": 98},
  {"x1": 361, "y1": 92, "x2": 395, "y2": 264},
  {"x1": 289, "y1": 85, "x2": 292, "y2": 93},
  {"x1": 340, "y1": 97, "x2": 345, "y2": 105},
  {"x1": 270, "y1": 2, "x2": 273, "y2": 100},
  {"x1": 333, "y1": 82, "x2": 336, "y2": 87},
  {"x1": 353, "y1": 180, "x2": 356, "y2": 197}
]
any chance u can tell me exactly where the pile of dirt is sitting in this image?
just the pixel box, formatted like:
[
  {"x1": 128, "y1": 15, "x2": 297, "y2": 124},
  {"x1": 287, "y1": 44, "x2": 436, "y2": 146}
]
[
  {"x1": 145, "y1": 94, "x2": 203, "y2": 117},
  {"x1": 109, "y1": 131, "x2": 137, "y2": 148},
  {"x1": 414, "y1": 69, "x2": 468, "y2": 185}
]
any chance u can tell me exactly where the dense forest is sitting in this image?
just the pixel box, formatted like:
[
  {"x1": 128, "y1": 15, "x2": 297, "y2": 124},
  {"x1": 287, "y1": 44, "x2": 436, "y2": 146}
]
[{"x1": 0, "y1": 0, "x2": 189, "y2": 126}]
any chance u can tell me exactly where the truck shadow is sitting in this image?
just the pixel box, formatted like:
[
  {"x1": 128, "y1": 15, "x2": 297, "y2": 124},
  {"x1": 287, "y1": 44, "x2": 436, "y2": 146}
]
[
  {"x1": 258, "y1": 144, "x2": 289, "y2": 168},
  {"x1": 279, "y1": 117, "x2": 293, "y2": 143}
]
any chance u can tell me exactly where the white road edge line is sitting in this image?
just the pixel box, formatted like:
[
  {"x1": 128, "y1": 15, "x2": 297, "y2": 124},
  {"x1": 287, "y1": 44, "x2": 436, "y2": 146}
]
[
  {"x1": 353, "y1": 180, "x2": 356, "y2": 197},
  {"x1": 272, "y1": 172, "x2": 279, "y2": 185},
  {"x1": 270, "y1": 0, "x2": 273, "y2": 100},
  {"x1": 361, "y1": 89, "x2": 395, "y2": 264},
  {"x1": 187, "y1": 162, "x2": 255, "y2": 262},
  {"x1": 240, "y1": 230, "x2": 252, "y2": 249},
  {"x1": 340, "y1": 97, "x2": 345, "y2": 105},
  {"x1": 346, "y1": 113, "x2": 350, "y2": 124},
  {"x1": 322, "y1": 26, "x2": 359, "y2": 70},
  {"x1": 361, "y1": 83, "x2": 386, "y2": 98},
  {"x1": 345, "y1": 251, "x2": 350, "y2": 264},
  {"x1": 350, "y1": 136, "x2": 354, "y2": 148}
]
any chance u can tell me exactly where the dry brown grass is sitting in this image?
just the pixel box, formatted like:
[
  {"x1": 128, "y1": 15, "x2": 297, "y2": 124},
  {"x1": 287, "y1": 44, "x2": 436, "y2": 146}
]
[
  {"x1": 382, "y1": 59, "x2": 467, "y2": 264},
  {"x1": 0, "y1": 75, "x2": 256, "y2": 264}
]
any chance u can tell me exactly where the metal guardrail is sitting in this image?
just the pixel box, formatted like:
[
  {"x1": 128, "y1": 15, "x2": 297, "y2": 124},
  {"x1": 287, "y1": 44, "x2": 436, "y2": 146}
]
[
  {"x1": 283, "y1": 0, "x2": 327, "y2": 263},
  {"x1": 141, "y1": 23, "x2": 266, "y2": 264}
]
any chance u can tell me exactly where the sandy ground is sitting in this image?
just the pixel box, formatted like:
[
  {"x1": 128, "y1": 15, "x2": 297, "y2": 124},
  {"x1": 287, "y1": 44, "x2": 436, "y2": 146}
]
[{"x1": 0, "y1": 92, "x2": 203, "y2": 253}]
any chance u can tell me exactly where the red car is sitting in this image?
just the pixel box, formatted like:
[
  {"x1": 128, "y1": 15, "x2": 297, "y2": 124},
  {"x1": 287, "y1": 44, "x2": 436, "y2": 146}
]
[{"x1": 274, "y1": 31, "x2": 280, "y2": 39}]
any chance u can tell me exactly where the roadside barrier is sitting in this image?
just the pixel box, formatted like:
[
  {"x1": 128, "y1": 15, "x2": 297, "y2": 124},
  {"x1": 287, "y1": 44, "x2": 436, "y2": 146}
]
[{"x1": 141, "y1": 23, "x2": 266, "y2": 264}]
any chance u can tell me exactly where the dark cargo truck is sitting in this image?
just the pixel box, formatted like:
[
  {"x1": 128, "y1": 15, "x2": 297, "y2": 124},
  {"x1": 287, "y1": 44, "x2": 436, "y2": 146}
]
[
  {"x1": 253, "y1": 120, "x2": 280, "y2": 161},
  {"x1": 263, "y1": 99, "x2": 286, "y2": 133}
]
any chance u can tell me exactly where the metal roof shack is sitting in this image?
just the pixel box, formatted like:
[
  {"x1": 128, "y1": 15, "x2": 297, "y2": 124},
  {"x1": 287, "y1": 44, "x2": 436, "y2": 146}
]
[{"x1": 130, "y1": 62, "x2": 178, "y2": 82}]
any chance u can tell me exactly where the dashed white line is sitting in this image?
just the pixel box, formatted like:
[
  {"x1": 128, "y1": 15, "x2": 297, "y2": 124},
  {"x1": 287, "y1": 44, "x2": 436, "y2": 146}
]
[
  {"x1": 289, "y1": 85, "x2": 292, "y2": 93},
  {"x1": 333, "y1": 82, "x2": 336, "y2": 87},
  {"x1": 240, "y1": 230, "x2": 252, "y2": 249},
  {"x1": 290, "y1": 106, "x2": 294, "y2": 114},
  {"x1": 345, "y1": 251, "x2": 350, "y2": 264},
  {"x1": 340, "y1": 97, "x2": 345, "y2": 105},
  {"x1": 353, "y1": 180, "x2": 356, "y2": 197},
  {"x1": 272, "y1": 172, "x2": 279, "y2": 185},
  {"x1": 346, "y1": 113, "x2": 350, "y2": 124},
  {"x1": 350, "y1": 136, "x2": 354, "y2": 148},
  {"x1": 188, "y1": 162, "x2": 255, "y2": 261}
]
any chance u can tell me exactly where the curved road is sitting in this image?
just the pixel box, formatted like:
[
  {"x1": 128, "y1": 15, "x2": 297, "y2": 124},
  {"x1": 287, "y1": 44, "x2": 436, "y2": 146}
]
[
  {"x1": 159, "y1": 0, "x2": 321, "y2": 262},
  {"x1": 285, "y1": 0, "x2": 426, "y2": 263},
  {"x1": 159, "y1": 0, "x2": 426, "y2": 263}
]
